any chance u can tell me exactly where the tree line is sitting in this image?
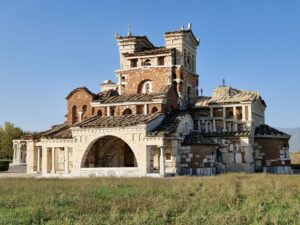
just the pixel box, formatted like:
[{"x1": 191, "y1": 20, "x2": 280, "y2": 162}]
[{"x1": 0, "y1": 122, "x2": 24, "y2": 159}]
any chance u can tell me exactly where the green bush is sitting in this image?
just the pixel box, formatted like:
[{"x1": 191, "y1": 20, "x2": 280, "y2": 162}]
[{"x1": 0, "y1": 160, "x2": 10, "y2": 171}]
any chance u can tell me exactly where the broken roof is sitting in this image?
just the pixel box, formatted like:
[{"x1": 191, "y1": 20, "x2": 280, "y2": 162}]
[
  {"x1": 75, "y1": 113, "x2": 162, "y2": 128},
  {"x1": 123, "y1": 47, "x2": 174, "y2": 57},
  {"x1": 38, "y1": 124, "x2": 72, "y2": 139},
  {"x1": 255, "y1": 125, "x2": 290, "y2": 139},
  {"x1": 147, "y1": 111, "x2": 188, "y2": 137},
  {"x1": 195, "y1": 86, "x2": 266, "y2": 107},
  {"x1": 94, "y1": 85, "x2": 172, "y2": 104},
  {"x1": 183, "y1": 132, "x2": 217, "y2": 145}
]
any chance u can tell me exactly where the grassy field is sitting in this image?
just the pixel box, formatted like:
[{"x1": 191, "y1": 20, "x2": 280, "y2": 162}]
[
  {"x1": 290, "y1": 152, "x2": 300, "y2": 164},
  {"x1": 0, "y1": 174, "x2": 300, "y2": 225}
]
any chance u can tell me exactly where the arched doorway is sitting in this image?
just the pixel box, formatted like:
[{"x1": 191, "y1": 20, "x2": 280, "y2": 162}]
[{"x1": 82, "y1": 135, "x2": 137, "y2": 168}]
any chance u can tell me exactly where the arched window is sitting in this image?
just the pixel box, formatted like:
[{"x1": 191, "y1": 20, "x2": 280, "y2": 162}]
[
  {"x1": 151, "y1": 107, "x2": 158, "y2": 113},
  {"x1": 143, "y1": 59, "x2": 151, "y2": 66},
  {"x1": 138, "y1": 80, "x2": 152, "y2": 94},
  {"x1": 145, "y1": 83, "x2": 150, "y2": 94},
  {"x1": 97, "y1": 110, "x2": 102, "y2": 116},
  {"x1": 123, "y1": 108, "x2": 132, "y2": 115},
  {"x1": 72, "y1": 105, "x2": 78, "y2": 124}
]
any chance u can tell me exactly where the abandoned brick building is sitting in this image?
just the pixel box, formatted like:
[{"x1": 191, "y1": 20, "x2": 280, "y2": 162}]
[{"x1": 11, "y1": 24, "x2": 291, "y2": 177}]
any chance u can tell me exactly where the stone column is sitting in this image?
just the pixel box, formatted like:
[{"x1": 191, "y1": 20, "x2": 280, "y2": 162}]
[
  {"x1": 242, "y1": 106, "x2": 246, "y2": 121},
  {"x1": 213, "y1": 120, "x2": 216, "y2": 132},
  {"x1": 144, "y1": 104, "x2": 148, "y2": 115},
  {"x1": 13, "y1": 144, "x2": 17, "y2": 164},
  {"x1": 107, "y1": 106, "x2": 111, "y2": 116},
  {"x1": 223, "y1": 107, "x2": 227, "y2": 132},
  {"x1": 78, "y1": 110, "x2": 83, "y2": 122},
  {"x1": 64, "y1": 147, "x2": 69, "y2": 174},
  {"x1": 159, "y1": 145, "x2": 165, "y2": 177},
  {"x1": 197, "y1": 120, "x2": 201, "y2": 132},
  {"x1": 51, "y1": 147, "x2": 55, "y2": 174},
  {"x1": 41, "y1": 147, "x2": 48, "y2": 175},
  {"x1": 37, "y1": 147, "x2": 41, "y2": 172},
  {"x1": 16, "y1": 146, "x2": 20, "y2": 164}
]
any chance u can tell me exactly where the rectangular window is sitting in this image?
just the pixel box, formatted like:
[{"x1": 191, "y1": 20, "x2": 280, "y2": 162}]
[
  {"x1": 130, "y1": 59, "x2": 138, "y2": 68},
  {"x1": 158, "y1": 57, "x2": 165, "y2": 65},
  {"x1": 213, "y1": 108, "x2": 223, "y2": 117},
  {"x1": 165, "y1": 153, "x2": 171, "y2": 160},
  {"x1": 236, "y1": 107, "x2": 243, "y2": 120},
  {"x1": 226, "y1": 107, "x2": 234, "y2": 119}
]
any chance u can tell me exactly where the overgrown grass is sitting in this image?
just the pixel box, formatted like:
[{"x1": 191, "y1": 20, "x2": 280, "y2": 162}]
[
  {"x1": 1, "y1": 174, "x2": 300, "y2": 225},
  {"x1": 290, "y1": 152, "x2": 300, "y2": 164}
]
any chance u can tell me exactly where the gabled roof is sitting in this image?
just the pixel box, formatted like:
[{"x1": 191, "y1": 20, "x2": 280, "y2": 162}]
[
  {"x1": 75, "y1": 113, "x2": 162, "y2": 128},
  {"x1": 195, "y1": 86, "x2": 267, "y2": 107},
  {"x1": 255, "y1": 125, "x2": 290, "y2": 139},
  {"x1": 66, "y1": 87, "x2": 97, "y2": 100}
]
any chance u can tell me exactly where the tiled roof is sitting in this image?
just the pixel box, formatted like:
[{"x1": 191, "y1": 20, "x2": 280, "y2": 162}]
[
  {"x1": 202, "y1": 131, "x2": 251, "y2": 138},
  {"x1": 95, "y1": 85, "x2": 172, "y2": 104},
  {"x1": 40, "y1": 124, "x2": 72, "y2": 139},
  {"x1": 66, "y1": 87, "x2": 97, "y2": 100},
  {"x1": 115, "y1": 35, "x2": 155, "y2": 48},
  {"x1": 100, "y1": 94, "x2": 157, "y2": 103},
  {"x1": 195, "y1": 86, "x2": 266, "y2": 107},
  {"x1": 194, "y1": 96, "x2": 211, "y2": 107},
  {"x1": 183, "y1": 132, "x2": 217, "y2": 145},
  {"x1": 97, "y1": 89, "x2": 119, "y2": 101},
  {"x1": 123, "y1": 47, "x2": 174, "y2": 57},
  {"x1": 75, "y1": 113, "x2": 162, "y2": 128},
  {"x1": 147, "y1": 111, "x2": 188, "y2": 136},
  {"x1": 255, "y1": 125, "x2": 290, "y2": 138}
]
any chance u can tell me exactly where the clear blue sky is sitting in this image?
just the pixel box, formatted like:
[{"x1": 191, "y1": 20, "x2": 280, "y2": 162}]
[{"x1": 0, "y1": 0, "x2": 299, "y2": 131}]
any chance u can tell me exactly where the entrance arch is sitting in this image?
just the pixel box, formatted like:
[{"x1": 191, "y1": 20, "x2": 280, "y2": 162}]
[{"x1": 81, "y1": 135, "x2": 138, "y2": 168}]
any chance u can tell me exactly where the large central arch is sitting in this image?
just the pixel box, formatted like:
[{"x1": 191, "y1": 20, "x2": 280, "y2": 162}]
[{"x1": 81, "y1": 135, "x2": 138, "y2": 168}]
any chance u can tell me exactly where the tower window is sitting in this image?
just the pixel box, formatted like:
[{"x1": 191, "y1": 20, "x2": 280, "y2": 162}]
[
  {"x1": 143, "y1": 59, "x2": 151, "y2": 66},
  {"x1": 130, "y1": 59, "x2": 138, "y2": 68},
  {"x1": 158, "y1": 57, "x2": 165, "y2": 66},
  {"x1": 140, "y1": 81, "x2": 152, "y2": 94}
]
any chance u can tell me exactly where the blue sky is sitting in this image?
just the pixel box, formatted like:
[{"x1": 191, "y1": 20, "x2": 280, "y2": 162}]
[{"x1": 0, "y1": 0, "x2": 299, "y2": 131}]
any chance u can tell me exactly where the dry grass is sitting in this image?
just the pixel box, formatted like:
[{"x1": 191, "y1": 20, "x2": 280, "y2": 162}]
[
  {"x1": 0, "y1": 174, "x2": 300, "y2": 225},
  {"x1": 290, "y1": 152, "x2": 300, "y2": 164}
]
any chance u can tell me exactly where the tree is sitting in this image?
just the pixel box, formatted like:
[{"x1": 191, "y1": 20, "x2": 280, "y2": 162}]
[{"x1": 0, "y1": 122, "x2": 24, "y2": 159}]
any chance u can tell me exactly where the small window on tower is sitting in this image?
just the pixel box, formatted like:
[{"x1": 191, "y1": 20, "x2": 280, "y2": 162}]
[
  {"x1": 143, "y1": 59, "x2": 151, "y2": 66},
  {"x1": 130, "y1": 59, "x2": 138, "y2": 68},
  {"x1": 141, "y1": 81, "x2": 152, "y2": 94},
  {"x1": 158, "y1": 57, "x2": 165, "y2": 66}
]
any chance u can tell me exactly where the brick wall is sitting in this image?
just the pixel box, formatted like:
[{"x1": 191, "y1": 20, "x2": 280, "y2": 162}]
[
  {"x1": 66, "y1": 89, "x2": 94, "y2": 125},
  {"x1": 116, "y1": 67, "x2": 172, "y2": 94},
  {"x1": 255, "y1": 137, "x2": 290, "y2": 166}
]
